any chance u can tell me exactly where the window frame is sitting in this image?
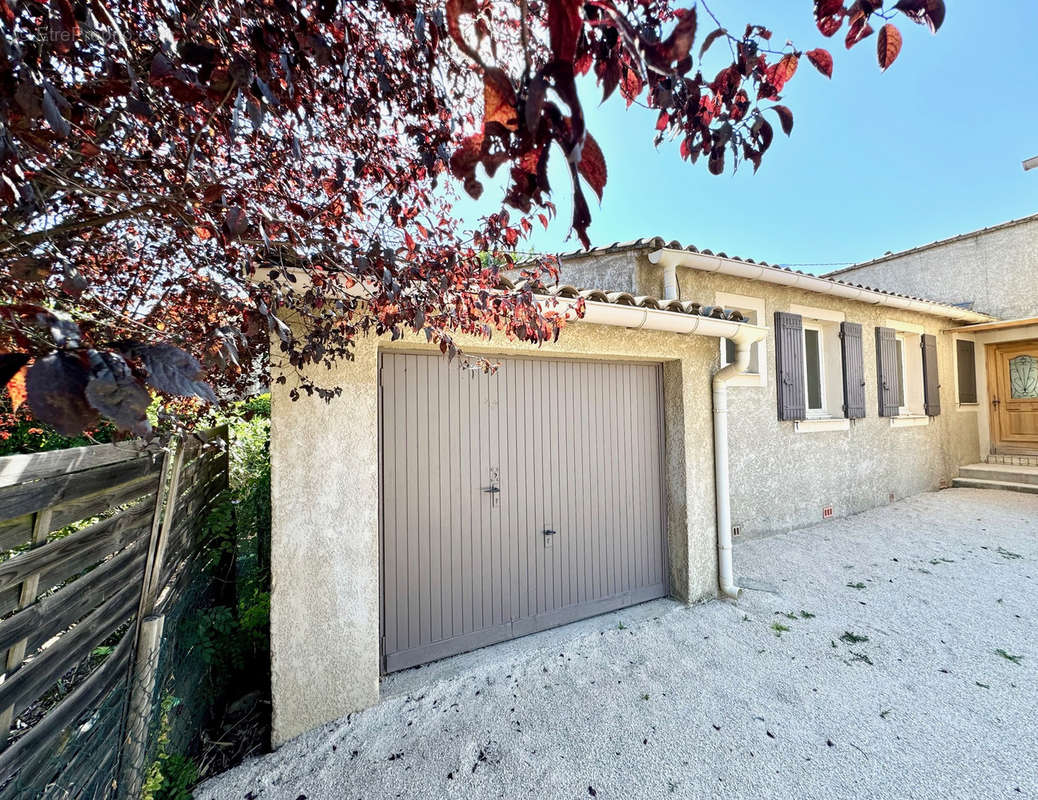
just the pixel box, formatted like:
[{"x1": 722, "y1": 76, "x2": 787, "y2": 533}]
[
  {"x1": 885, "y1": 319, "x2": 927, "y2": 418},
  {"x1": 802, "y1": 323, "x2": 828, "y2": 419},
  {"x1": 790, "y1": 304, "x2": 846, "y2": 420}
]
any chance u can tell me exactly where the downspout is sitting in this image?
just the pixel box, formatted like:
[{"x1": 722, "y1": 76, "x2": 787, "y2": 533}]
[
  {"x1": 713, "y1": 328, "x2": 766, "y2": 599},
  {"x1": 662, "y1": 263, "x2": 679, "y2": 300}
]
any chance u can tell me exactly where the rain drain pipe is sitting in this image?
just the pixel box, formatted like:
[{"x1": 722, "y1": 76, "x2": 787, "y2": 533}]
[
  {"x1": 543, "y1": 294, "x2": 767, "y2": 601},
  {"x1": 713, "y1": 328, "x2": 765, "y2": 599}
]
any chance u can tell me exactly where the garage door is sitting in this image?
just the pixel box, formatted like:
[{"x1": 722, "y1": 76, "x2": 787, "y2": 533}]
[{"x1": 379, "y1": 352, "x2": 667, "y2": 672}]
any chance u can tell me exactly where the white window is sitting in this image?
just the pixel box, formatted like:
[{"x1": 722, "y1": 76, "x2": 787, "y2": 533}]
[
  {"x1": 716, "y1": 292, "x2": 766, "y2": 388},
  {"x1": 791, "y1": 304, "x2": 845, "y2": 419},
  {"x1": 888, "y1": 320, "x2": 926, "y2": 416}
]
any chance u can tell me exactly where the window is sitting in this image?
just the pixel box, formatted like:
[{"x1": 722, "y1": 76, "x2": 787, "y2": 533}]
[
  {"x1": 804, "y1": 326, "x2": 825, "y2": 413},
  {"x1": 716, "y1": 292, "x2": 766, "y2": 387},
  {"x1": 887, "y1": 322, "x2": 925, "y2": 416},
  {"x1": 956, "y1": 339, "x2": 978, "y2": 404},
  {"x1": 791, "y1": 305, "x2": 845, "y2": 419}
]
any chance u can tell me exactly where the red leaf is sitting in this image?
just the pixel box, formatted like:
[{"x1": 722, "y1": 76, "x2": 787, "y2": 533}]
[
  {"x1": 483, "y1": 68, "x2": 518, "y2": 130},
  {"x1": 699, "y1": 27, "x2": 727, "y2": 59},
  {"x1": 655, "y1": 111, "x2": 669, "y2": 131},
  {"x1": 49, "y1": 0, "x2": 78, "y2": 55},
  {"x1": 0, "y1": 353, "x2": 30, "y2": 387},
  {"x1": 770, "y1": 105, "x2": 794, "y2": 136},
  {"x1": 404, "y1": 231, "x2": 416, "y2": 251},
  {"x1": 538, "y1": 213, "x2": 549, "y2": 230},
  {"x1": 894, "y1": 0, "x2": 945, "y2": 34},
  {"x1": 845, "y1": 15, "x2": 874, "y2": 49},
  {"x1": 660, "y1": 7, "x2": 697, "y2": 63},
  {"x1": 7, "y1": 365, "x2": 28, "y2": 413},
  {"x1": 680, "y1": 136, "x2": 692, "y2": 160},
  {"x1": 578, "y1": 132, "x2": 607, "y2": 201},
  {"x1": 548, "y1": 0, "x2": 583, "y2": 64},
  {"x1": 877, "y1": 23, "x2": 903, "y2": 70},
  {"x1": 806, "y1": 48, "x2": 834, "y2": 78},
  {"x1": 814, "y1": 0, "x2": 844, "y2": 37},
  {"x1": 619, "y1": 66, "x2": 642, "y2": 107},
  {"x1": 766, "y1": 53, "x2": 798, "y2": 92}
]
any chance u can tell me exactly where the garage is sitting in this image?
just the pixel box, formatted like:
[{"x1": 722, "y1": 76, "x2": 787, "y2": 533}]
[{"x1": 379, "y1": 352, "x2": 669, "y2": 672}]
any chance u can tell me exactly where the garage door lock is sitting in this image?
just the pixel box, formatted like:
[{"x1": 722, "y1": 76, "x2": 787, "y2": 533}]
[{"x1": 543, "y1": 528, "x2": 557, "y2": 548}]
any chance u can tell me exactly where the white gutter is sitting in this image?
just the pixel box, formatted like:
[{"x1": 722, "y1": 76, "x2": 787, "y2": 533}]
[
  {"x1": 547, "y1": 294, "x2": 765, "y2": 600},
  {"x1": 543, "y1": 295, "x2": 766, "y2": 343},
  {"x1": 648, "y1": 247, "x2": 994, "y2": 324}
]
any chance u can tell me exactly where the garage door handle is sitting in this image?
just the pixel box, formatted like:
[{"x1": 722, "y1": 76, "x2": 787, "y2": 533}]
[
  {"x1": 543, "y1": 529, "x2": 557, "y2": 536},
  {"x1": 482, "y1": 485, "x2": 501, "y2": 494}
]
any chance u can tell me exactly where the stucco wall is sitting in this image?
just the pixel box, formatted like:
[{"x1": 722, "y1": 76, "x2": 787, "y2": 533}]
[
  {"x1": 823, "y1": 217, "x2": 1038, "y2": 321},
  {"x1": 269, "y1": 319, "x2": 720, "y2": 745},
  {"x1": 558, "y1": 250, "x2": 980, "y2": 538}
]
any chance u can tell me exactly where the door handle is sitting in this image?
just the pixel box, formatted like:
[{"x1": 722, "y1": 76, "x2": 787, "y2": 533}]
[
  {"x1": 481, "y1": 485, "x2": 501, "y2": 494},
  {"x1": 992, "y1": 396, "x2": 1000, "y2": 408}
]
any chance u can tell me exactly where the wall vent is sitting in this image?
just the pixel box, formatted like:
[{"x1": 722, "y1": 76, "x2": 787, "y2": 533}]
[
  {"x1": 732, "y1": 525, "x2": 742, "y2": 537},
  {"x1": 888, "y1": 492, "x2": 895, "y2": 503},
  {"x1": 822, "y1": 506, "x2": 834, "y2": 520}
]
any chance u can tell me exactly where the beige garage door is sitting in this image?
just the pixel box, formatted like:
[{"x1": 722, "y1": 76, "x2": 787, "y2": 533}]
[{"x1": 379, "y1": 352, "x2": 667, "y2": 672}]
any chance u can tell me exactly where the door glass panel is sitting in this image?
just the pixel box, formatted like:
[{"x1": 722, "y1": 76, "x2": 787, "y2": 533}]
[
  {"x1": 804, "y1": 329, "x2": 822, "y2": 410},
  {"x1": 1009, "y1": 354, "x2": 1038, "y2": 398}
]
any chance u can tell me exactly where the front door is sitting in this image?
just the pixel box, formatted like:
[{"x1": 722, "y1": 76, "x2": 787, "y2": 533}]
[{"x1": 990, "y1": 340, "x2": 1038, "y2": 453}]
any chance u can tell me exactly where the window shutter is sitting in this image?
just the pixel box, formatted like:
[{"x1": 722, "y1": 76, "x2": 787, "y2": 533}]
[
  {"x1": 875, "y1": 326, "x2": 900, "y2": 417},
  {"x1": 921, "y1": 333, "x2": 941, "y2": 416},
  {"x1": 956, "y1": 339, "x2": 977, "y2": 404},
  {"x1": 774, "y1": 311, "x2": 805, "y2": 421},
  {"x1": 839, "y1": 321, "x2": 866, "y2": 419}
]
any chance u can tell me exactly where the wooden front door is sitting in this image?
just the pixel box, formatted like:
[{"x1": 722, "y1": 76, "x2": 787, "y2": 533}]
[{"x1": 990, "y1": 340, "x2": 1038, "y2": 453}]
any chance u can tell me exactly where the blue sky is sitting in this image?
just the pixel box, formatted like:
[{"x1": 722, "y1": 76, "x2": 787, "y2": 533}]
[{"x1": 457, "y1": 1, "x2": 1037, "y2": 274}]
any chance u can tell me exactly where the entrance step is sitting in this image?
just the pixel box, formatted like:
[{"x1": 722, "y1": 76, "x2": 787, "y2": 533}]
[
  {"x1": 958, "y1": 463, "x2": 1038, "y2": 486},
  {"x1": 985, "y1": 453, "x2": 1038, "y2": 468}
]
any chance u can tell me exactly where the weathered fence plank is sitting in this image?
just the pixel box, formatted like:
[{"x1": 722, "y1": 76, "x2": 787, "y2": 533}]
[
  {"x1": 0, "y1": 633, "x2": 131, "y2": 793},
  {"x1": 0, "y1": 498, "x2": 154, "y2": 595},
  {"x1": 0, "y1": 583, "x2": 139, "y2": 722},
  {"x1": 0, "y1": 427, "x2": 229, "y2": 798},
  {"x1": 0, "y1": 471, "x2": 160, "y2": 554},
  {"x1": 0, "y1": 442, "x2": 142, "y2": 489},
  {"x1": 0, "y1": 539, "x2": 147, "y2": 656},
  {"x1": 0, "y1": 452, "x2": 163, "y2": 524}
]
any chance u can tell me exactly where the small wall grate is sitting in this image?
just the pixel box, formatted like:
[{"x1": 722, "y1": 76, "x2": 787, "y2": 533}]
[
  {"x1": 822, "y1": 506, "x2": 834, "y2": 520},
  {"x1": 732, "y1": 525, "x2": 742, "y2": 537}
]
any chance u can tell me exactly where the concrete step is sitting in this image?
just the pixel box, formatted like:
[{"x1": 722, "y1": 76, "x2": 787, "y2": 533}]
[
  {"x1": 985, "y1": 454, "x2": 1038, "y2": 468},
  {"x1": 952, "y1": 477, "x2": 1038, "y2": 495},
  {"x1": 958, "y1": 463, "x2": 1038, "y2": 486}
]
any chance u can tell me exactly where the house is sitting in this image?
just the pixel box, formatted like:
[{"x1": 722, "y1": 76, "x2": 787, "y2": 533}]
[
  {"x1": 266, "y1": 221, "x2": 1034, "y2": 746},
  {"x1": 824, "y1": 214, "x2": 1038, "y2": 461}
]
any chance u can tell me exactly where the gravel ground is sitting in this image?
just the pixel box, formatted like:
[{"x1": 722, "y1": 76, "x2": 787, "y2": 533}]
[{"x1": 198, "y1": 488, "x2": 1038, "y2": 800}]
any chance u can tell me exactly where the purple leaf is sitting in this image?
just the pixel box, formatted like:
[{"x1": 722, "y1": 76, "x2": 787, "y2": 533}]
[
  {"x1": 26, "y1": 351, "x2": 98, "y2": 435},
  {"x1": 85, "y1": 350, "x2": 152, "y2": 435}
]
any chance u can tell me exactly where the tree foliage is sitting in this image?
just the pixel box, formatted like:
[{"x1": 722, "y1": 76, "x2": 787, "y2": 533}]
[{"x1": 0, "y1": 0, "x2": 944, "y2": 436}]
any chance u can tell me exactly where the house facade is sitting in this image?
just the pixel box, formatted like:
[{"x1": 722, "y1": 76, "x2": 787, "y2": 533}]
[
  {"x1": 265, "y1": 228, "x2": 1019, "y2": 746},
  {"x1": 825, "y1": 215, "x2": 1038, "y2": 460}
]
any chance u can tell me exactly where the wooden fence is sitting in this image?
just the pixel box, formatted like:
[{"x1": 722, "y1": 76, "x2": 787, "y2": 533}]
[{"x1": 0, "y1": 427, "x2": 228, "y2": 799}]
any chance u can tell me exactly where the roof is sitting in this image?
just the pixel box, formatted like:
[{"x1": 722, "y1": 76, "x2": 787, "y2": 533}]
[
  {"x1": 495, "y1": 274, "x2": 750, "y2": 322},
  {"x1": 541, "y1": 236, "x2": 993, "y2": 323},
  {"x1": 823, "y1": 212, "x2": 1038, "y2": 278}
]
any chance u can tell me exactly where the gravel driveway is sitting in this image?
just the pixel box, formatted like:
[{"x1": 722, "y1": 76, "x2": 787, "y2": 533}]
[{"x1": 198, "y1": 488, "x2": 1038, "y2": 800}]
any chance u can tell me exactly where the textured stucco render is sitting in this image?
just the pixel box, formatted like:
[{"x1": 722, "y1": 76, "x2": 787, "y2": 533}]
[
  {"x1": 823, "y1": 216, "x2": 1038, "y2": 321},
  {"x1": 553, "y1": 250, "x2": 981, "y2": 538},
  {"x1": 269, "y1": 319, "x2": 719, "y2": 745}
]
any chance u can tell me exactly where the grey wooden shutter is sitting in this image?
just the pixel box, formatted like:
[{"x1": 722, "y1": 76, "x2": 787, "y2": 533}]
[
  {"x1": 875, "y1": 326, "x2": 900, "y2": 417},
  {"x1": 774, "y1": 311, "x2": 805, "y2": 421},
  {"x1": 921, "y1": 333, "x2": 941, "y2": 416},
  {"x1": 956, "y1": 339, "x2": 977, "y2": 404},
  {"x1": 839, "y1": 321, "x2": 866, "y2": 419}
]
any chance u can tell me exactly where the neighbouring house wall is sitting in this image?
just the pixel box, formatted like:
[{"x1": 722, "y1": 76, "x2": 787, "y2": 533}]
[
  {"x1": 556, "y1": 249, "x2": 981, "y2": 539},
  {"x1": 822, "y1": 216, "x2": 1038, "y2": 321},
  {"x1": 269, "y1": 318, "x2": 721, "y2": 745}
]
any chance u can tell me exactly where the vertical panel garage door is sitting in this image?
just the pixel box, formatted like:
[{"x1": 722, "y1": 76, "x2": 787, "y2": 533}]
[{"x1": 380, "y1": 353, "x2": 667, "y2": 672}]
